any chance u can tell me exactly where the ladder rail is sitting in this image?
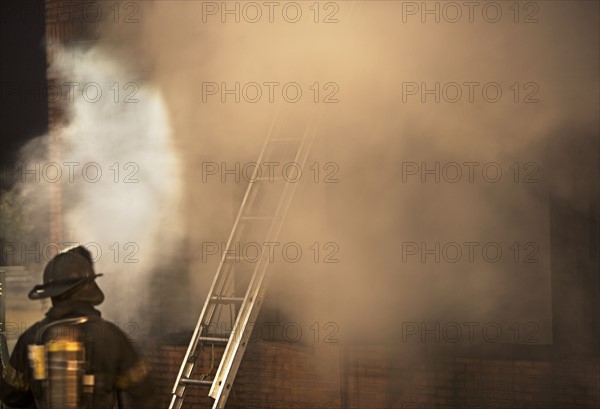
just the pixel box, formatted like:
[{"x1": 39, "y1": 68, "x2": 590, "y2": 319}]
[
  {"x1": 169, "y1": 109, "x2": 319, "y2": 409},
  {"x1": 201, "y1": 112, "x2": 281, "y2": 328},
  {"x1": 169, "y1": 115, "x2": 279, "y2": 409},
  {"x1": 209, "y1": 112, "x2": 319, "y2": 407}
]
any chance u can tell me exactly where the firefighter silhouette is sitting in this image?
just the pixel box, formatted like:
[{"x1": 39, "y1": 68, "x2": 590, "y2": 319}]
[{"x1": 0, "y1": 246, "x2": 157, "y2": 408}]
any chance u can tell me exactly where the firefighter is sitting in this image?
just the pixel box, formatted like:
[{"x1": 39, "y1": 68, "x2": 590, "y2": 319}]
[{"x1": 0, "y1": 245, "x2": 157, "y2": 409}]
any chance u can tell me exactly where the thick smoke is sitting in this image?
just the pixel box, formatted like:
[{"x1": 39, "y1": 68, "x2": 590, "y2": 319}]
[
  {"x1": 11, "y1": 45, "x2": 183, "y2": 331},
  {"x1": 9, "y1": 1, "x2": 598, "y2": 345},
  {"x1": 95, "y1": 1, "x2": 598, "y2": 344}
]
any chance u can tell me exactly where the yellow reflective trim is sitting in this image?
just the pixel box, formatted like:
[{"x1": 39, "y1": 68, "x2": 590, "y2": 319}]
[
  {"x1": 47, "y1": 340, "x2": 83, "y2": 352},
  {"x1": 27, "y1": 344, "x2": 46, "y2": 380}
]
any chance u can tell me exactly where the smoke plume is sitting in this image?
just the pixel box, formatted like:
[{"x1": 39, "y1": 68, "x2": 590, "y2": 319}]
[{"x1": 9, "y1": 1, "x2": 599, "y2": 345}]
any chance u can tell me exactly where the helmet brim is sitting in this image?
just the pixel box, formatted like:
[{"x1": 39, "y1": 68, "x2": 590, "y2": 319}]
[{"x1": 28, "y1": 274, "x2": 103, "y2": 300}]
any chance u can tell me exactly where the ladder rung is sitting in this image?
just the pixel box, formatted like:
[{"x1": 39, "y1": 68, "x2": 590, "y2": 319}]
[
  {"x1": 180, "y1": 378, "x2": 213, "y2": 386},
  {"x1": 210, "y1": 296, "x2": 244, "y2": 303},
  {"x1": 198, "y1": 336, "x2": 229, "y2": 343}
]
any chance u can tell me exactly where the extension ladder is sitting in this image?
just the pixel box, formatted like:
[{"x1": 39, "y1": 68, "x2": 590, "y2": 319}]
[{"x1": 168, "y1": 110, "x2": 319, "y2": 409}]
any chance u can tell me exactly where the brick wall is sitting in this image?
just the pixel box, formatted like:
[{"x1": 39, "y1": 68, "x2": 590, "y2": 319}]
[
  {"x1": 150, "y1": 341, "x2": 341, "y2": 409},
  {"x1": 146, "y1": 341, "x2": 598, "y2": 409}
]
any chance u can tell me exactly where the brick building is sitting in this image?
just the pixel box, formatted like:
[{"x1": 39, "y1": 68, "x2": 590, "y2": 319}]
[{"x1": 41, "y1": 1, "x2": 599, "y2": 408}]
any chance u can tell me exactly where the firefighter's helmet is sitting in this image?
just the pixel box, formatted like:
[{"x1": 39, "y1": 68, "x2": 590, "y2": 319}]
[{"x1": 28, "y1": 246, "x2": 103, "y2": 300}]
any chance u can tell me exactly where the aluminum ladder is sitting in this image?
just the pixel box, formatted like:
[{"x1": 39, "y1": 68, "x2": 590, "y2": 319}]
[{"x1": 168, "y1": 111, "x2": 319, "y2": 409}]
